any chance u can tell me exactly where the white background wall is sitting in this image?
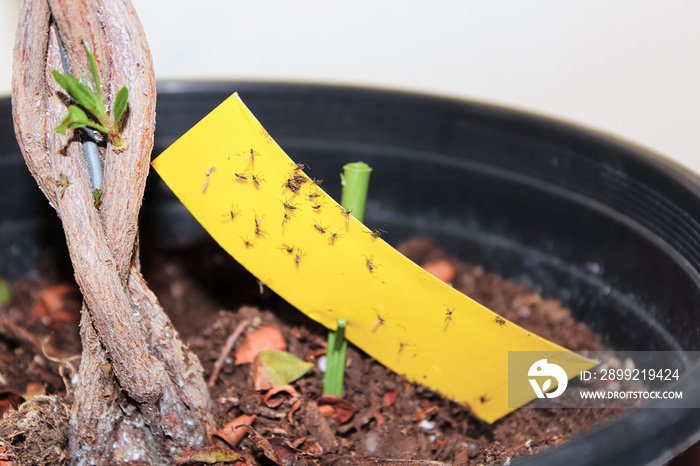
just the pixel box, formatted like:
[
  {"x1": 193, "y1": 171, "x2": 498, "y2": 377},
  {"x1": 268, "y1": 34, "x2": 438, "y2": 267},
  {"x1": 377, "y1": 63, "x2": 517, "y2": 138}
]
[{"x1": 2, "y1": 1, "x2": 699, "y2": 175}]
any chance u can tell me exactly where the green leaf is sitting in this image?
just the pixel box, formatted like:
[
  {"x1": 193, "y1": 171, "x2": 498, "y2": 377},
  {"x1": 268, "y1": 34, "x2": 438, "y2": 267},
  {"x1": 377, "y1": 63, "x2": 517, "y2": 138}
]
[
  {"x1": 52, "y1": 70, "x2": 105, "y2": 121},
  {"x1": 0, "y1": 279, "x2": 11, "y2": 304},
  {"x1": 51, "y1": 69, "x2": 68, "y2": 89},
  {"x1": 252, "y1": 350, "x2": 313, "y2": 390},
  {"x1": 81, "y1": 37, "x2": 102, "y2": 100},
  {"x1": 54, "y1": 105, "x2": 109, "y2": 135},
  {"x1": 82, "y1": 38, "x2": 105, "y2": 114},
  {"x1": 113, "y1": 86, "x2": 129, "y2": 127},
  {"x1": 93, "y1": 189, "x2": 102, "y2": 207}
]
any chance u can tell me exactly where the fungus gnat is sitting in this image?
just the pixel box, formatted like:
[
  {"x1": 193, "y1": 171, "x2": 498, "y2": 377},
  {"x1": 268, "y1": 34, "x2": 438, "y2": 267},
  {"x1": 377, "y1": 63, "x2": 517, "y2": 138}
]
[
  {"x1": 293, "y1": 250, "x2": 305, "y2": 268},
  {"x1": 339, "y1": 207, "x2": 352, "y2": 225},
  {"x1": 366, "y1": 228, "x2": 387, "y2": 240},
  {"x1": 282, "y1": 198, "x2": 300, "y2": 212},
  {"x1": 246, "y1": 148, "x2": 260, "y2": 164},
  {"x1": 284, "y1": 179, "x2": 301, "y2": 193},
  {"x1": 221, "y1": 204, "x2": 241, "y2": 223},
  {"x1": 280, "y1": 244, "x2": 296, "y2": 255},
  {"x1": 291, "y1": 174, "x2": 308, "y2": 184},
  {"x1": 254, "y1": 214, "x2": 267, "y2": 238},
  {"x1": 252, "y1": 173, "x2": 266, "y2": 188},
  {"x1": 328, "y1": 230, "x2": 343, "y2": 246},
  {"x1": 444, "y1": 306, "x2": 455, "y2": 331},
  {"x1": 364, "y1": 254, "x2": 379, "y2": 274},
  {"x1": 373, "y1": 312, "x2": 385, "y2": 333}
]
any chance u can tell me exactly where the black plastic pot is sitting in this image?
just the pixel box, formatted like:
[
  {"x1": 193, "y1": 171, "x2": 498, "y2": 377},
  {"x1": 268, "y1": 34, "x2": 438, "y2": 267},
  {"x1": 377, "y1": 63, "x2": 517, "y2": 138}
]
[{"x1": 2, "y1": 82, "x2": 699, "y2": 465}]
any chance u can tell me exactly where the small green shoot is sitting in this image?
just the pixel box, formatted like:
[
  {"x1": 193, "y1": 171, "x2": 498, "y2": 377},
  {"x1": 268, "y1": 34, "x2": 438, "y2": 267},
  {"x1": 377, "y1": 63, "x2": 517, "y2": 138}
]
[
  {"x1": 322, "y1": 318, "x2": 348, "y2": 397},
  {"x1": 93, "y1": 188, "x2": 102, "y2": 207},
  {"x1": 52, "y1": 39, "x2": 129, "y2": 149}
]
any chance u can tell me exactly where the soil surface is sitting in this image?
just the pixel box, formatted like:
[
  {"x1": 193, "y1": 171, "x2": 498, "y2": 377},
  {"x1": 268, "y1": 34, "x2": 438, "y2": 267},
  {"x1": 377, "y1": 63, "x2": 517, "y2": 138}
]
[{"x1": 0, "y1": 236, "x2": 621, "y2": 465}]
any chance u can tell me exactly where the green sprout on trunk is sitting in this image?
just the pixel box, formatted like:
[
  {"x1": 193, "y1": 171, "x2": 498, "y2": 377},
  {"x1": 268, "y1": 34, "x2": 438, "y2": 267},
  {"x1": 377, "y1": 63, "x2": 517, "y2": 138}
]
[
  {"x1": 52, "y1": 39, "x2": 129, "y2": 149},
  {"x1": 322, "y1": 162, "x2": 373, "y2": 397}
]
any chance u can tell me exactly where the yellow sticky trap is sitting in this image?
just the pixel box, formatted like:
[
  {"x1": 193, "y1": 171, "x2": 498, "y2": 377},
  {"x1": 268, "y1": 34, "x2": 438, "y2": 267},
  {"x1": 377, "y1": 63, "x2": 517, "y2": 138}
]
[{"x1": 151, "y1": 93, "x2": 596, "y2": 423}]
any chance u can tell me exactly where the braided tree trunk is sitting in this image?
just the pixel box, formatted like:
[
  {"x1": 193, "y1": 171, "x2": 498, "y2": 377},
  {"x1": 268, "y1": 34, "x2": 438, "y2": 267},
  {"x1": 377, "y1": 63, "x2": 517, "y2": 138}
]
[{"x1": 12, "y1": 1, "x2": 213, "y2": 463}]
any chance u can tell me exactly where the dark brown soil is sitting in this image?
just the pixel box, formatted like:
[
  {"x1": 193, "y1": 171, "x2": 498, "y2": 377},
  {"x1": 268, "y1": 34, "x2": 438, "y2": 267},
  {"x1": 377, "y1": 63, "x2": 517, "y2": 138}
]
[{"x1": 0, "y1": 237, "x2": 621, "y2": 465}]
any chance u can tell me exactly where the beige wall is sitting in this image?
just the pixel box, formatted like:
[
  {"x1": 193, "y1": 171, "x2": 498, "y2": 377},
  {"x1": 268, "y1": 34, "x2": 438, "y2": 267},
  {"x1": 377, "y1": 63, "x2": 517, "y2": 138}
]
[{"x1": 2, "y1": 1, "x2": 699, "y2": 174}]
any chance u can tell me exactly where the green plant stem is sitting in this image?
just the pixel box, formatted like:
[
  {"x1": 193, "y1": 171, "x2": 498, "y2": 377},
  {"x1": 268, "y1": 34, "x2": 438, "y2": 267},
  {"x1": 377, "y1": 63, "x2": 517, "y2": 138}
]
[
  {"x1": 322, "y1": 318, "x2": 347, "y2": 396},
  {"x1": 340, "y1": 162, "x2": 372, "y2": 223},
  {"x1": 322, "y1": 162, "x2": 373, "y2": 397}
]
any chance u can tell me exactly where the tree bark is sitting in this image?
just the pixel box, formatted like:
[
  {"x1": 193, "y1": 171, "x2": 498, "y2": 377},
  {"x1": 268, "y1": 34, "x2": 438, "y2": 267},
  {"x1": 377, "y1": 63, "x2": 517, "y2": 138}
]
[{"x1": 12, "y1": 1, "x2": 213, "y2": 463}]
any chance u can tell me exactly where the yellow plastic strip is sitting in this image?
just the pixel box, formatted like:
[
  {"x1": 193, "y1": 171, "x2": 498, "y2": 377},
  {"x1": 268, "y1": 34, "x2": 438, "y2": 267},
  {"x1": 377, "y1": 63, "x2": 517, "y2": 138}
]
[{"x1": 151, "y1": 93, "x2": 596, "y2": 423}]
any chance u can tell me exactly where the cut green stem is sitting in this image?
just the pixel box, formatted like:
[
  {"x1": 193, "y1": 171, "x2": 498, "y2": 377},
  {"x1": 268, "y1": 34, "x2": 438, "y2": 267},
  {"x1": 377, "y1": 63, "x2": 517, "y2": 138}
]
[
  {"x1": 340, "y1": 162, "x2": 372, "y2": 223},
  {"x1": 322, "y1": 162, "x2": 373, "y2": 397},
  {"x1": 322, "y1": 318, "x2": 348, "y2": 397}
]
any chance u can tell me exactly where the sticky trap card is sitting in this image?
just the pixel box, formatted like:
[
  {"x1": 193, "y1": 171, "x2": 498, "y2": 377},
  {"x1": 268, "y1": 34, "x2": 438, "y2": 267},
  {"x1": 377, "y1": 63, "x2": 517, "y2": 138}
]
[{"x1": 151, "y1": 93, "x2": 596, "y2": 422}]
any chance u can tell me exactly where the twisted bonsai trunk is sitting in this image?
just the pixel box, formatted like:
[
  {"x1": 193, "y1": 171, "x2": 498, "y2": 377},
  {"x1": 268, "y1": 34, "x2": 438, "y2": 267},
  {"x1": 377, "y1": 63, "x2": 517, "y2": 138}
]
[{"x1": 12, "y1": 1, "x2": 213, "y2": 463}]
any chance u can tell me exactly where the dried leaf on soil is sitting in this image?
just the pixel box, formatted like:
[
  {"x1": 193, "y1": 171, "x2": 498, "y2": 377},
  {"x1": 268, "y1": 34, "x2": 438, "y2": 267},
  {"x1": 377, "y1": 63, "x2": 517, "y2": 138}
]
[
  {"x1": 212, "y1": 414, "x2": 256, "y2": 448},
  {"x1": 174, "y1": 445, "x2": 241, "y2": 464},
  {"x1": 0, "y1": 390, "x2": 23, "y2": 419},
  {"x1": 245, "y1": 425, "x2": 283, "y2": 464},
  {"x1": 384, "y1": 389, "x2": 398, "y2": 407},
  {"x1": 252, "y1": 350, "x2": 313, "y2": 391},
  {"x1": 235, "y1": 326, "x2": 287, "y2": 364},
  {"x1": 263, "y1": 385, "x2": 301, "y2": 408},
  {"x1": 22, "y1": 383, "x2": 46, "y2": 401},
  {"x1": 30, "y1": 283, "x2": 80, "y2": 329},
  {"x1": 317, "y1": 395, "x2": 355, "y2": 424}
]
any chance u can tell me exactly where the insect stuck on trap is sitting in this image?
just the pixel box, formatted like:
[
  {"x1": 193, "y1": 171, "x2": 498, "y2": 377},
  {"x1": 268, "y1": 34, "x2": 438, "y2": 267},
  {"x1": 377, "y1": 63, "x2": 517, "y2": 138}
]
[
  {"x1": 234, "y1": 170, "x2": 250, "y2": 183},
  {"x1": 363, "y1": 254, "x2": 380, "y2": 274},
  {"x1": 245, "y1": 147, "x2": 261, "y2": 165},
  {"x1": 366, "y1": 228, "x2": 387, "y2": 240},
  {"x1": 372, "y1": 311, "x2": 386, "y2": 333},
  {"x1": 221, "y1": 204, "x2": 241, "y2": 223},
  {"x1": 282, "y1": 197, "x2": 300, "y2": 212},
  {"x1": 251, "y1": 173, "x2": 266, "y2": 189},
  {"x1": 283, "y1": 178, "x2": 302, "y2": 194},
  {"x1": 310, "y1": 200, "x2": 324, "y2": 212},
  {"x1": 254, "y1": 213, "x2": 267, "y2": 238},
  {"x1": 328, "y1": 230, "x2": 344, "y2": 246},
  {"x1": 444, "y1": 306, "x2": 455, "y2": 331},
  {"x1": 339, "y1": 207, "x2": 352, "y2": 225},
  {"x1": 313, "y1": 223, "x2": 329, "y2": 235},
  {"x1": 293, "y1": 249, "x2": 305, "y2": 269},
  {"x1": 279, "y1": 243, "x2": 296, "y2": 255}
]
